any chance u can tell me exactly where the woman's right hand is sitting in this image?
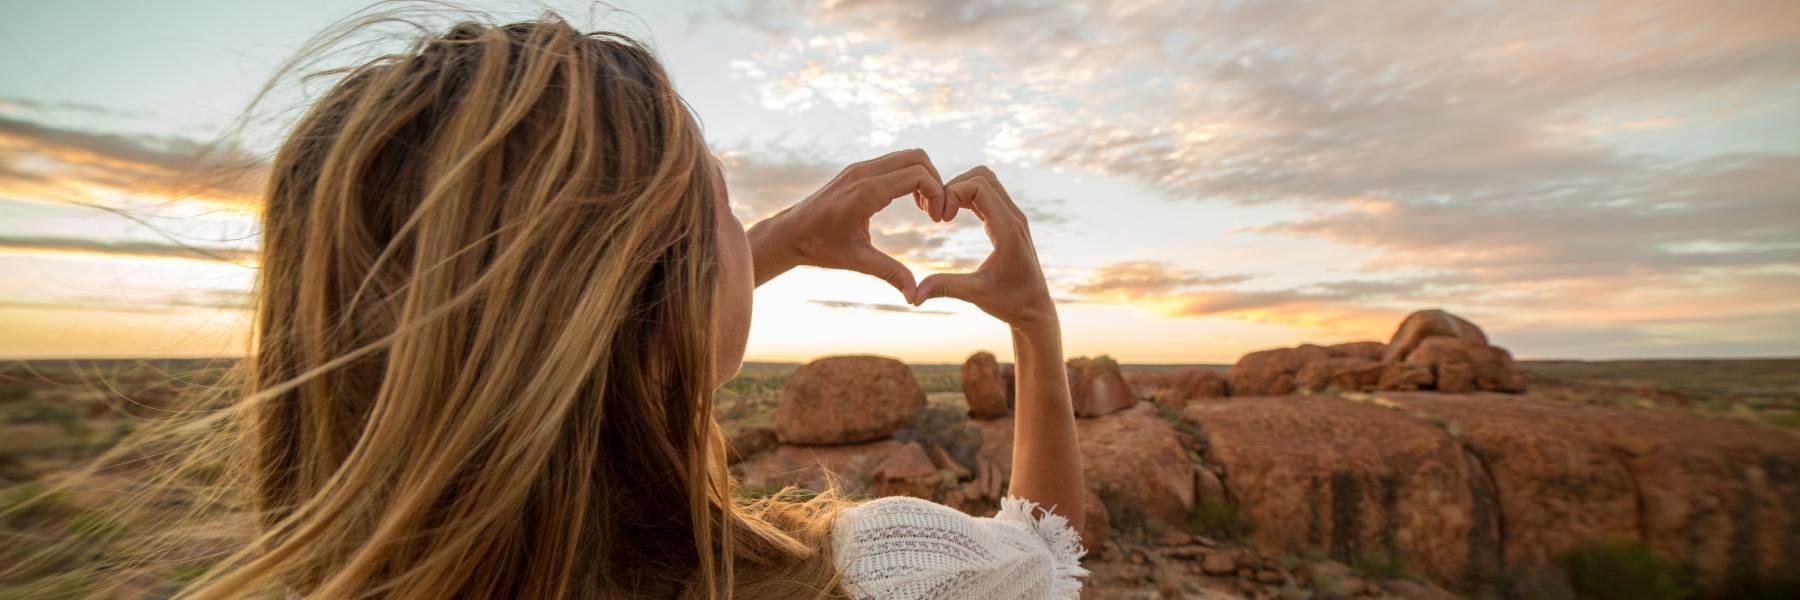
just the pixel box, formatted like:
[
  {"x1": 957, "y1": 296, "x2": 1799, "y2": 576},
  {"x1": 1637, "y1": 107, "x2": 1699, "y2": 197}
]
[{"x1": 909, "y1": 166, "x2": 1056, "y2": 330}]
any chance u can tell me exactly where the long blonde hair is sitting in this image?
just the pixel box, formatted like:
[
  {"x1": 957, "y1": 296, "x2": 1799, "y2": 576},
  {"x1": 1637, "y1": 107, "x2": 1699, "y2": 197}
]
[{"x1": 9, "y1": 12, "x2": 849, "y2": 600}]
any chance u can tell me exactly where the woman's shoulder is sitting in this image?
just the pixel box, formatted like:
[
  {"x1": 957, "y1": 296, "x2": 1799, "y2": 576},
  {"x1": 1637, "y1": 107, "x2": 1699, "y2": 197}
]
[{"x1": 831, "y1": 496, "x2": 1087, "y2": 600}]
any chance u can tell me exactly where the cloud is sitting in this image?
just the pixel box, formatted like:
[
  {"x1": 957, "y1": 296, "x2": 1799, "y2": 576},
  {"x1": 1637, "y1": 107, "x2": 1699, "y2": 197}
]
[
  {"x1": 0, "y1": 97, "x2": 152, "y2": 118},
  {"x1": 0, "y1": 234, "x2": 257, "y2": 264},
  {"x1": 714, "y1": 1, "x2": 1800, "y2": 348},
  {"x1": 1066, "y1": 261, "x2": 1252, "y2": 302},
  {"x1": 808, "y1": 299, "x2": 952, "y2": 315},
  {"x1": 1256, "y1": 154, "x2": 1800, "y2": 282},
  {"x1": 0, "y1": 114, "x2": 265, "y2": 209}
]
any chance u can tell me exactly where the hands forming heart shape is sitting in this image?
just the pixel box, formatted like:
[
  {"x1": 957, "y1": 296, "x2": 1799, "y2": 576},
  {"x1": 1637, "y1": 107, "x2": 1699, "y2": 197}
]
[{"x1": 747, "y1": 149, "x2": 1056, "y2": 330}]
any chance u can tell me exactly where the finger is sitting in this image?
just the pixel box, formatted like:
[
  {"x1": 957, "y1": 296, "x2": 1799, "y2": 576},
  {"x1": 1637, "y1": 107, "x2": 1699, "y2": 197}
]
[
  {"x1": 946, "y1": 177, "x2": 1020, "y2": 233},
  {"x1": 848, "y1": 244, "x2": 917, "y2": 298},
  {"x1": 859, "y1": 149, "x2": 946, "y2": 221},
  {"x1": 913, "y1": 272, "x2": 981, "y2": 306},
  {"x1": 860, "y1": 163, "x2": 944, "y2": 216},
  {"x1": 961, "y1": 165, "x2": 1026, "y2": 224}
]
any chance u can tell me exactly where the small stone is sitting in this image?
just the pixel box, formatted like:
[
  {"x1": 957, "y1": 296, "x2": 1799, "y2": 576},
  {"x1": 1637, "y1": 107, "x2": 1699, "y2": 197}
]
[
  {"x1": 1256, "y1": 570, "x2": 1283, "y2": 584},
  {"x1": 1154, "y1": 529, "x2": 1192, "y2": 546},
  {"x1": 1163, "y1": 544, "x2": 1208, "y2": 559},
  {"x1": 1202, "y1": 551, "x2": 1238, "y2": 575}
]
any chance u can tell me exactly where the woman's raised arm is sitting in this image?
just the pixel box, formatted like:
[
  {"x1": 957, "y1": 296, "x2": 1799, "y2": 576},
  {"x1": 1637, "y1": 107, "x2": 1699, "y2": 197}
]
[{"x1": 912, "y1": 166, "x2": 1085, "y2": 532}]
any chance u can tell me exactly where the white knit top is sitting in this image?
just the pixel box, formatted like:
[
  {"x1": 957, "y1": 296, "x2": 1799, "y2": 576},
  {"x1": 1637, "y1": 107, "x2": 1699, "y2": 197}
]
[{"x1": 831, "y1": 496, "x2": 1088, "y2": 599}]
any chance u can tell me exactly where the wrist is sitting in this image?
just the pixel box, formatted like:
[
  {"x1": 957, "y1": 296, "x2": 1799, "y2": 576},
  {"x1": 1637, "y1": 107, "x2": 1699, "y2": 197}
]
[
  {"x1": 1008, "y1": 307, "x2": 1061, "y2": 346},
  {"x1": 747, "y1": 213, "x2": 801, "y2": 286}
]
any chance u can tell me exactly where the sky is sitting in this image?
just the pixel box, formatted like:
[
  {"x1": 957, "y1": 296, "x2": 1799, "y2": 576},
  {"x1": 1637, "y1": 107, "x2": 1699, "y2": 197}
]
[{"x1": 1, "y1": 0, "x2": 1797, "y2": 363}]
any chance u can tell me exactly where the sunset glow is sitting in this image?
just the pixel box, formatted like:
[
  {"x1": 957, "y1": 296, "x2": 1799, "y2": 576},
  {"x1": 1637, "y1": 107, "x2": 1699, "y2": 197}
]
[{"x1": 1, "y1": 0, "x2": 1796, "y2": 362}]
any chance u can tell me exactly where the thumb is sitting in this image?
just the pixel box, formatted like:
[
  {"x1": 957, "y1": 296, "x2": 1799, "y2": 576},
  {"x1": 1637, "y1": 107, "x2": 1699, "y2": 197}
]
[
  {"x1": 848, "y1": 244, "x2": 917, "y2": 299},
  {"x1": 913, "y1": 272, "x2": 981, "y2": 306}
]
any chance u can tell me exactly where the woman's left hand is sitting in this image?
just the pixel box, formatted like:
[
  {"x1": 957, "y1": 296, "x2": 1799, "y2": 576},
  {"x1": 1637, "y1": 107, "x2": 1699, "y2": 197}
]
[{"x1": 746, "y1": 149, "x2": 948, "y2": 297}]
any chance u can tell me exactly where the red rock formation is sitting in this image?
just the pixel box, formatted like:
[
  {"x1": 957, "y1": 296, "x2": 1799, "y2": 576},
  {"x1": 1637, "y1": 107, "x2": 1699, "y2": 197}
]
[
  {"x1": 1228, "y1": 344, "x2": 1333, "y2": 396},
  {"x1": 1184, "y1": 396, "x2": 1496, "y2": 584},
  {"x1": 1081, "y1": 490, "x2": 1111, "y2": 553},
  {"x1": 970, "y1": 405, "x2": 1194, "y2": 532},
  {"x1": 1399, "y1": 333, "x2": 1524, "y2": 394},
  {"x1": 1383, "y1": 394, "x2": 1643, "y2": 571},
  {"x1": 1179, "y1": 392, "x2": 1800, "y2": 589},
  {"x1": 1295, "y1": 357, "x2": 1385, "y2": 392},
  {"x1": 960, "y1": 351, "x2": 1010, "y2": 419},
  {"x1": 1078, "y1": 403, "x2": 1197, "y2": 529},
  {"x1": 1230, "y1": 310, "x2": 1525, "y2": 395},
  {"x1": 735, "y1": 439, "x2": 909, "y2": 494},
  {"x1": 1390, "y1": 393, "x2": 1800, "y2": 588},
  {"x1": 773, "y1": 355, "x2": 925, "y2": 445},
  {"x1": 873, "y1": 441, "x2": 942, "y2": 499},
  {"x1": 1330, "y1": 341, "x2": 1387, "y2": 362},
  {"x1": 1127, "y1": 368, "x2": 1228, "y2": 406},
  {"x1": 1068, "y1": 355, "x2": 1137, "y2": 417},
  {"x1": 725, "y1": 426, "x2": 777, "y2": 465},
  {"x1": 1383, "y1": 309, "x2": 1490, "y2": 363}
]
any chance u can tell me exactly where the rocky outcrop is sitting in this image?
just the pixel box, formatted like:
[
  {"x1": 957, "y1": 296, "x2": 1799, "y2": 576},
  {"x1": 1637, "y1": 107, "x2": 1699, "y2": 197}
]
[
  {"x1": 1227, "y1": 310, "x2": 1525, "y2": 396},
  {"x1": 1181, "y1": 392, "x2": 1800, "y2": 590},
  {"x1": 1295, "y1": 357, "x2": 1386, "y2": 392},
  {"x1": 773, "y1": 355, "x2": 926, "y2": 444},
  {"x1": 1383, "y1": 309, "x2": 1489, "y2": 363},
  {"x1": 1127, "y1": 368, "x2": 1228, "y2": 407},
  {"x1": 736, "y1": 438, "x2": 910, "y2": 494},
  {"x1": 1227, "y1": 344, "x2": 1333, "y2": 396},
  {"x1": 725, "y1": 426, "x2": 778, "y2": 465},
  {"x1": 1184, "y1": 396, "x2": 1495, "y2": 584},
  {"x1": 1068, "y1": 355, "x2": 1137, "y2": 418},
  {"x1": 872, "y1": 441, "x2": 943, "y2": 499},
  {"x1": 1079, "y1": 403, "x2": 1198, "y2": 529},
  {"x1": 1390, "y1": 393, "x2": 1800, "y2": 588},
  {"x1": 960, "y1": 351, "x2": 1010, "y2": 419}
]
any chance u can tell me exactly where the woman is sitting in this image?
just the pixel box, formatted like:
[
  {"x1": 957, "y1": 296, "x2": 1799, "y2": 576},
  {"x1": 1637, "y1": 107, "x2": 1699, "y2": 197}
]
[{"x1": 189, "y1": 15, "x2": 1084, "y2": 599}]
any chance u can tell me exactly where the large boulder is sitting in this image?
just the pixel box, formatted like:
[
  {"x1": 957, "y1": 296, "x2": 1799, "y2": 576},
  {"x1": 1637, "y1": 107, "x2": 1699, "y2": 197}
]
[
  {"x1": 1227, "y1": 344, "x2": 1332, "y2": 396},
  {"x1": 1127, "y1": 368, "x2": 1228, "y2": 406},
  {"x1": 1390, "y1": 393, "x2": 1800, "y2": 588},
  {"x1": 1295, "y1": 357, "x2": 1386, "y2": 392},
  {"x1": 1183, "y1": 396, "x2": 1496, "y2": 584},
  {"x1": 1078, "y1": 403, "x2": 1197, "y2": 530},
  {"x1": 774, "y1": 355, "x2": 926, "y2": 445},
  {"x1": 1404, "y1": 336, "x2": 1523, "y2": 393},
  {"x1": 968, "y1": 405, "x2": 1195, "y2": 533},
  {"x1": 999, "y1": 363, "x2": 1016, "y2": 407},
  {"x1": 735, "y1": 439, "x2": 910, "y2": 495},
  {"x1": 725, "y1": 426, "x2": 778, "y2": 465},
  {"x1": 873, "y1": 441, "x2": 944, "y2": 499},
  {"x1": 1379, "y1": 362, "x2": 1435, "y2": 391},
  {"x1": 1382, "y1": 394, "x2": 1643, "y2": 571},
  {"x1": 1081, "y1": 490, "x2": 1111, "y2": 553},
  {"x1": 961, "y1": 351, "x2": 1010, "y2": 419},
  {"x1": 1329, "y1": 341, "x2": 1387, "y2": 362},
  {"x1": 1068, "y1": 356, "x2": 1136, "y2": 418},
  {"x1": 1468, "y1": 345, "x2": 1528, "y2": 393},
  {"x1": 1383, "y1": 309, "x2": 1490, "y2": 363}
]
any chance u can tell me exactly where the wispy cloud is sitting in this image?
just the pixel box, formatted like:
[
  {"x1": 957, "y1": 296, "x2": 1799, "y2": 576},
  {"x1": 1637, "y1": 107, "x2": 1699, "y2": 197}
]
[
  {"x1": 0, "y1": 234, "x2": 256, "y2": 264},
  {"x1": 1066, "y1": 261, "x2": 1252, "y2": 302},
  {"x1": 0, "y1": 114, "x2": 265, "y2": 209},
  {"x1": 808, "y1": 299, "x2": 952, "y2": 316},
  {"x1": 717, "y1": 0, "x2": 1800, "y2": 350}
]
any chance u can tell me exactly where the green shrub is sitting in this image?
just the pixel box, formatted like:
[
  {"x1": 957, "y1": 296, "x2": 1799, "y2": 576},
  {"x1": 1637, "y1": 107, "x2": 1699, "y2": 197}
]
[
  {"x1": 1187, "y1": 497, "x2": 1256, "y2": 540},
  {"x1": 1562, "y1": 542, "x2": 1697, "y2": 600},
  {"x1": 1353, "y1": 552, "x2": 1407, "y2": 580}
]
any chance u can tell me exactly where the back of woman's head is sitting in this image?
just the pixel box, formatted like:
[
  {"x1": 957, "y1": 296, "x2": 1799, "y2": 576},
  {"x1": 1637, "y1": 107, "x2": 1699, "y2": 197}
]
[{"x1": 184, "y1": 14, "x2": 845, "y2": 599}]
